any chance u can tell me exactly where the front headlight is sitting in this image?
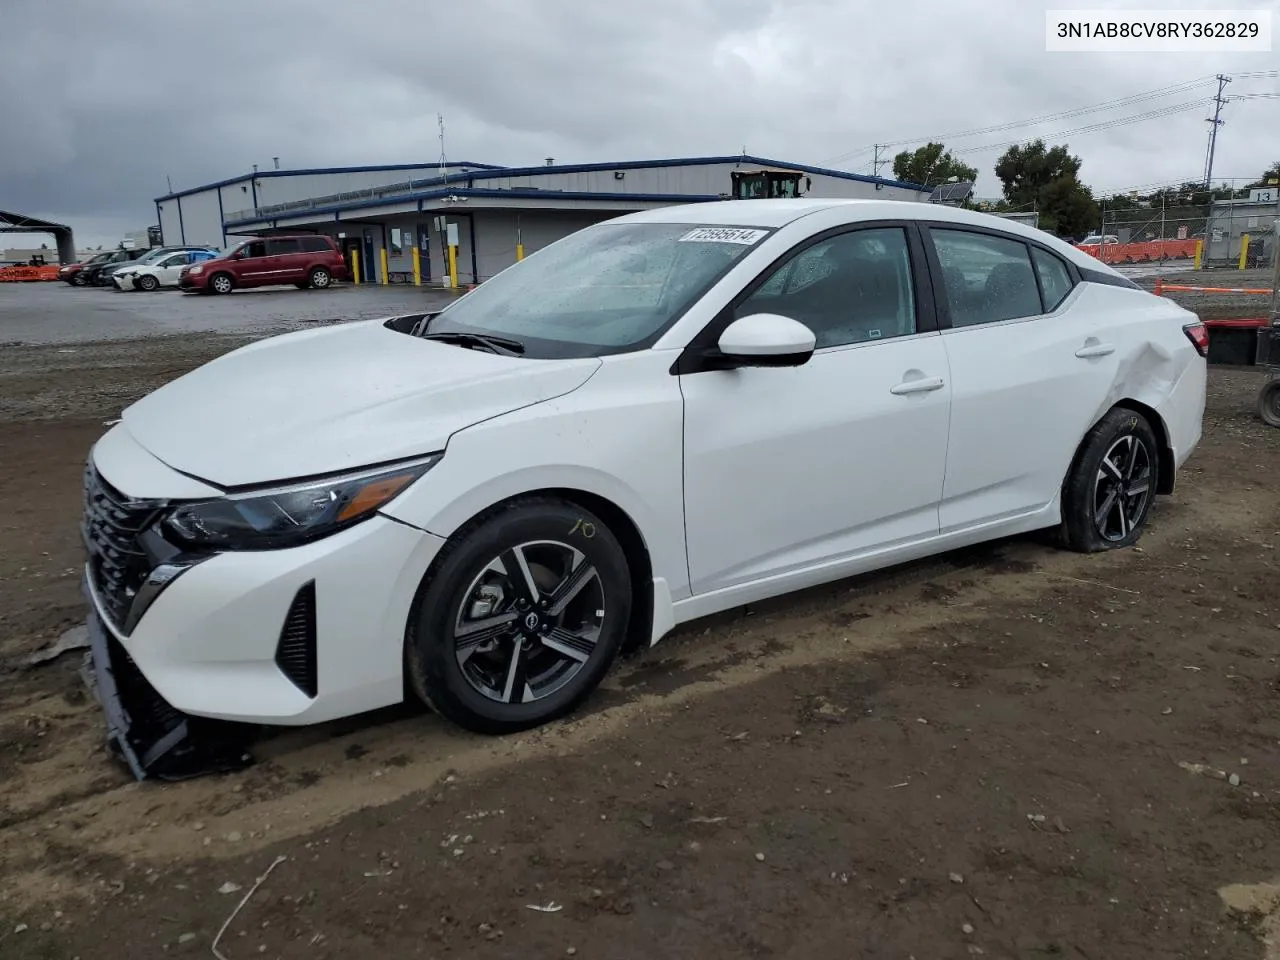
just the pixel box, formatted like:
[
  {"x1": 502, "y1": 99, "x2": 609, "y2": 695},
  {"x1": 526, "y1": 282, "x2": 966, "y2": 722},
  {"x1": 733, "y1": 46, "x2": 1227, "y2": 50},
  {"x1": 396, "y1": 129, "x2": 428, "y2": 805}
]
[
  {"x1": 190, "y1": 265, "x2": 205, "y2": 275},
  {"x1": 164, "y1": 456, "x2": 440, "y2": 551}
]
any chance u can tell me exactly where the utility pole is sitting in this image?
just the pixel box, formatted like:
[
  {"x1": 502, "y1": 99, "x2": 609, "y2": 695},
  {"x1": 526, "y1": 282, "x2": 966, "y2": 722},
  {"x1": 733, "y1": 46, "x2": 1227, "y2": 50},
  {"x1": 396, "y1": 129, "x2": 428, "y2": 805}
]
[
  {"x1": 872, "y1": 144, "x2": 889, "y2": 179},
  {"x1": 438, "y1": 113, "x2": 448, "y2": 183},
  {"x1": 1203, "y1": 73, "x2": 1230, "y2": 189}
]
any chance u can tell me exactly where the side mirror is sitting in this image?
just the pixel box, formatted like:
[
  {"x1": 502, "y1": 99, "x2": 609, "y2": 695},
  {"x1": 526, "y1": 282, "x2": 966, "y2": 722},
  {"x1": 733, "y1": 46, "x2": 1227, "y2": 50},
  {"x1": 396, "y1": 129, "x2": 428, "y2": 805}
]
[{"x1": 715, "y1": 313, "x2": 816, "y2": 367}]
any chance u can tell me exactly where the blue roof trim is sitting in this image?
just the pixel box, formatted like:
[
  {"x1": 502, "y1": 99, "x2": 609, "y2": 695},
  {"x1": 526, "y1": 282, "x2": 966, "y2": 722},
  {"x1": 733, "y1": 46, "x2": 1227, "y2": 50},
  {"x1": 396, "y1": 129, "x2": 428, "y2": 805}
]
[
  {"x1": 153, "y1": 161, "x2": 503, "y2": 203},
  {"x1": 458, "y1": 155, "x2": 926, "y2": 192},
  {"x1": 160, "y1": 155, "x2": 925, "y2": 206},
  {"x1": 223, "y1": 187, "x2": 726, "y2": 229}
]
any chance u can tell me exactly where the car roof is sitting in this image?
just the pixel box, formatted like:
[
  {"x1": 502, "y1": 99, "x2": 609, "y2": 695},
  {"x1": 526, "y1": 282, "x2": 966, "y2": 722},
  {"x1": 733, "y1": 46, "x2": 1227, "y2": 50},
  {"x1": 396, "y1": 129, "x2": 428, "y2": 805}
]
[{"x1": 615, "y1": 199, "x2": 1112, "y2": 274}]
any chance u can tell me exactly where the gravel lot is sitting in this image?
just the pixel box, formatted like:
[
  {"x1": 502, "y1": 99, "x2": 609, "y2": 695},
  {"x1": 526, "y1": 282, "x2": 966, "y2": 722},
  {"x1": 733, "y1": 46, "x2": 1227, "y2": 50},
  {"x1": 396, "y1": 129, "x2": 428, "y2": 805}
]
[
  {"x1": 1, "y1": 278, "x2": 1279, "y2": 959},
  {"x1": 0, "y1": 280, "x2": 455, "y2": 346}
]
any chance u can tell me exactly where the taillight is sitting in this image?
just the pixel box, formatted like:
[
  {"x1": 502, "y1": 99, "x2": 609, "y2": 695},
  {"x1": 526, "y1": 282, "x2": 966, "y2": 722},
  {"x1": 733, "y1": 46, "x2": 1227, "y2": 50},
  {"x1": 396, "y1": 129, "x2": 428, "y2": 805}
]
[{"x1": 1183, "y1": 321, "x2": 1209, "y2": 357}]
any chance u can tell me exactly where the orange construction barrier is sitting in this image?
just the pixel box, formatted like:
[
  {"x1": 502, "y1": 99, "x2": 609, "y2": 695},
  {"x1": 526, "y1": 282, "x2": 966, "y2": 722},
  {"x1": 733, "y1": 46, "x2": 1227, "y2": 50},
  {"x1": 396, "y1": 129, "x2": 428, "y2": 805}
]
[
  {"x1": 1154, "y1": 279, "x2": 1273, "y2": 296},
  {"x1": 1076, "y1": 239, "x2": 1199, "y2": 265},
  {"x1": 0, "y1": 265, "x2": 61, "y2": 282}
]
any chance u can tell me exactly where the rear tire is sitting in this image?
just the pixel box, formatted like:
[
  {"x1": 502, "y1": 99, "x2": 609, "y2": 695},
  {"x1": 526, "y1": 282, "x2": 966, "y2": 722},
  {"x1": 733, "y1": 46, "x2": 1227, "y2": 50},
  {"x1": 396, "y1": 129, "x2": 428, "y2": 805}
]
[
  {"x1": 1258, "y1": 379, "x2": 1280, "y2": 428},
  {"x1": 1060, "y1": 407, "x2": 1159, "y2": 553},
  {"x1": 209, "y1": 272, "x2": 234, "y2": 295},
  {"x1": 406, "y1": 498, "x2": 631, "y2": 734},
  {"x1": 138, "y1": 274, "x2": 159, "y2": 292},
  {"x1": 308, "y1": 267, "x2": 332, "y2": 289}
]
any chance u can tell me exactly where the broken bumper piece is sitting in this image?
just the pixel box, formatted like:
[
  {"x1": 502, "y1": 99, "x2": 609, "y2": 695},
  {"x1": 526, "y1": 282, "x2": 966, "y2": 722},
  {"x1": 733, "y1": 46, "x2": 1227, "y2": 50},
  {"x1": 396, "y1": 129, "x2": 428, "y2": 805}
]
[{"x1": 82, "y1": 600, "x2": 256, "y2": 782}]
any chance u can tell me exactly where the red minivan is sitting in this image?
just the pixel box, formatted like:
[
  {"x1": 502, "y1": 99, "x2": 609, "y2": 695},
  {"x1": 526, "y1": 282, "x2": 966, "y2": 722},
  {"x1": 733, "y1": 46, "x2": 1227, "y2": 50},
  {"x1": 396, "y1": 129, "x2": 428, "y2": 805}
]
[{"x1": 179, "y1": 235, "x2": 349, "y2": 294}]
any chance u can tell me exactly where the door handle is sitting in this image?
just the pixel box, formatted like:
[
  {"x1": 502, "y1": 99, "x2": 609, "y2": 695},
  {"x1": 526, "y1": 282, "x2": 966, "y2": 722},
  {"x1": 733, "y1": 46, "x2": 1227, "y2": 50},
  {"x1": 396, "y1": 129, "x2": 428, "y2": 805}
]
[
  {"x1": 890, "y1": 376, "x2": 946, "y2": 395},
  {"x1": 1075, "y1": 340, "x2": 1115, "y2": 359}
]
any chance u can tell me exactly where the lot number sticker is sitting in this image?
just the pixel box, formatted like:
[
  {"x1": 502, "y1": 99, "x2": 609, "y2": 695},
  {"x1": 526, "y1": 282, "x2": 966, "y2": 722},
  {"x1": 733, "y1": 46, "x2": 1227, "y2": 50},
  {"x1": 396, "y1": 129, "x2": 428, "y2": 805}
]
[{"x1": 679, "y1": 227, "x2": 769, "y2": 245}]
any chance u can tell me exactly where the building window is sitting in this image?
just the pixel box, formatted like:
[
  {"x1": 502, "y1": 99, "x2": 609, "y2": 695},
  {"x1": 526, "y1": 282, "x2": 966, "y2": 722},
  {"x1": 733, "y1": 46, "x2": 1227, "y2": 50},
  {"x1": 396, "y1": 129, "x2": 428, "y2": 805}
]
[{"x1": 390, "y1": 228, "x2": 403, "y2": 256}]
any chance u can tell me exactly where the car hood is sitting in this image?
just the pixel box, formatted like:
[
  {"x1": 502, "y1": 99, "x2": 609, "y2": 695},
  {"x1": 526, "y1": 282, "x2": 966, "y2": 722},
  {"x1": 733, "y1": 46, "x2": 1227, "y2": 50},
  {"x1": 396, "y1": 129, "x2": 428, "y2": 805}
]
[{"x1": 120, "y1": 319, "x2": 602, "y2": 487}]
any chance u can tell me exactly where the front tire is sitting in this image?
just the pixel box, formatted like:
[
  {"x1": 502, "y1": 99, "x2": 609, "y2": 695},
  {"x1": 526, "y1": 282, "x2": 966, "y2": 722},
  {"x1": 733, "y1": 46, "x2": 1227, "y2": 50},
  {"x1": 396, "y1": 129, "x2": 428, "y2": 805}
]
[
  {"x1": 209, "y1": 272, "x2": 233, "y2": 295},
  {"x1": 137, "y1": 274, "x2": 159, "y2": 292},
  {"x1": 308, "y1": 267, "x2": 332, "y2": 289},
  {"x1": 71, "y1": 273, "x2": 86, "y2": 286},
  {"x1": 1061, "y1": 407, "x2": 1159, "y2": 553},
  {"x1": 406, "y1": 498, "x2": 632, "y2": 734}
]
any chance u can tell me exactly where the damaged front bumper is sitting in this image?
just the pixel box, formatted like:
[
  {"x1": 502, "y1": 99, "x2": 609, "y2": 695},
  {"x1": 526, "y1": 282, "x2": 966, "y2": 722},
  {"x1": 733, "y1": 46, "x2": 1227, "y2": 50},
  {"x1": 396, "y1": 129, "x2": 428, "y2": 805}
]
[{"x1": 81, "y1": 577, "x2": 256, "y2": 782}]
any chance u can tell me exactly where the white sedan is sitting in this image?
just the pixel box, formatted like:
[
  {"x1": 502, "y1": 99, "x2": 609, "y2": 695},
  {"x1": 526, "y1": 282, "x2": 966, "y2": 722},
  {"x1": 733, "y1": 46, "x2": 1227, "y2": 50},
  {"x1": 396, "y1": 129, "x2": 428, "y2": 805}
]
[
  {"x1": 81, "y1": 199, "x2": 1207, "y2": 778},
  {"x1": 113, "y1": 249, "x2": 218, "y2": 291}
]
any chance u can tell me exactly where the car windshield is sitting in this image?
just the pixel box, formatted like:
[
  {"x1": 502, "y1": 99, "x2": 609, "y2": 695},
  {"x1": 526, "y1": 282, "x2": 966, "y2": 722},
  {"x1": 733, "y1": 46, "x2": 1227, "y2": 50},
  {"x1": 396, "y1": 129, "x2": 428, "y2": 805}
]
[
  {"x1": 425, "y1": 222, "x2": 770, "y2": 358},
  {"x1": 136, "y1": 248, "x2": 179, "y2": 264}
]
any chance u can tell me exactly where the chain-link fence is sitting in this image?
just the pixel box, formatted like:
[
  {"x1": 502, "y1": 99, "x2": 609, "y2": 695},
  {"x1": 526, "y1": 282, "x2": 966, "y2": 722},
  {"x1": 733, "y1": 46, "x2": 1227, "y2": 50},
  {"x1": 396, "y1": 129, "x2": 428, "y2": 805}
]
[{"x1": 1090, "y1": 177, "x2": 1279, "y2": 268}]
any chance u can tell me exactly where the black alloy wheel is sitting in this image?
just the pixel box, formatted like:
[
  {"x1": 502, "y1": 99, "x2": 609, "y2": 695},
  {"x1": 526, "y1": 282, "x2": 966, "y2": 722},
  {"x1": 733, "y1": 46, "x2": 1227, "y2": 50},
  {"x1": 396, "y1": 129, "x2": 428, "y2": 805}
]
[
  {"x1": 1061, "y1": 407, "x2": 1159, "y2": 552},
  {"x1": 406, "y1": 498, "x2": 632, "y2": 733}
]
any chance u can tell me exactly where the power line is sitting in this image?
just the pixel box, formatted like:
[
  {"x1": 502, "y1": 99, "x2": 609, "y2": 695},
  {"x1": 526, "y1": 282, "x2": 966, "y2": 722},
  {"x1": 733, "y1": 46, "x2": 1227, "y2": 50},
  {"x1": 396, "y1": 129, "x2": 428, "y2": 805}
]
[
  {"x1": 947, "y1": 99, "x2": 1207, "y2": 156},
  {"x1": 822, "y1": 76, "x2": 1217, "y2": 165}
]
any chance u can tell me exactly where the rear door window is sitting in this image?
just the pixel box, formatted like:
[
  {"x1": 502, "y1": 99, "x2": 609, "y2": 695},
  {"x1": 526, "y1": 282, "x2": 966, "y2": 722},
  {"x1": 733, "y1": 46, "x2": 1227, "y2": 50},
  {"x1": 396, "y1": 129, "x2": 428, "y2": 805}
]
[
  {"x1": 930, "y1": 229, "x2": 1043, "y2": 327},
  {"x1": 266, "y1": 238, "x2": 302, "y2": 256}
]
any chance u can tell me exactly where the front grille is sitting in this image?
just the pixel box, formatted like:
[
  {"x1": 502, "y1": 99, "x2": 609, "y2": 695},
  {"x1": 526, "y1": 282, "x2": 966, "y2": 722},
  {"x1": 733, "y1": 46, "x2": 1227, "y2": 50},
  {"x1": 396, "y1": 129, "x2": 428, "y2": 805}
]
[
  {"x1": 275, "y1": 581, "x2": 318, "y2": 698},
  {"x1": 108, "y1": 632, "x2": 187, "y2": 741},
  {"x1": 82, "y1": 462, "x2": 164, "y2": 634}
]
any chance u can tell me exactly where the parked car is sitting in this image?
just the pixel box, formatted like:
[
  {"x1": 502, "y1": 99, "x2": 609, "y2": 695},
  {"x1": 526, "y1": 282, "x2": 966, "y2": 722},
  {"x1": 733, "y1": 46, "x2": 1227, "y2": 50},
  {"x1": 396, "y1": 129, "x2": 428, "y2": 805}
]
[
  {"x1": 179, "y1": 235, "x2": 348, "y2": 294},
  {"x1": 110, "y1": 247, "x2": 220, "y2": 291},
  {"x1": 1077, "y1": 234, "x2": 1119, "y2": 246},
  {"x1": 59, "y1": 251, "x2": 116, "y2": 285},
  {"x1": 80, "y1": 248, "x2": 151, "y2": 286},
  {"x1": 82, "y1": 199, "x2": 1207, "y2": 778}
]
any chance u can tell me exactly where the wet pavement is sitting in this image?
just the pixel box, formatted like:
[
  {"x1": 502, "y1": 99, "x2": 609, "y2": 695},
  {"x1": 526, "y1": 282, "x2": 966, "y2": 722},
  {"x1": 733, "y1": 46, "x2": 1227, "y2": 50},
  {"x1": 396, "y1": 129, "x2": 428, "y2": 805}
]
[{"x1": 0, "y1": 282, "x2": 457, "y2": 346}]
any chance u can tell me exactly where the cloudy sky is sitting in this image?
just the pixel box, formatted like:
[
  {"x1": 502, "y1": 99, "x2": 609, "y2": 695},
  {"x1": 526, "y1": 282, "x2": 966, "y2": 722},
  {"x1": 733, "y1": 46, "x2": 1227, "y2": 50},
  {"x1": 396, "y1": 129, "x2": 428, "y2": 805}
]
[{"x1": 2, "y1": 0, "x2": 1277, "y2": 247}]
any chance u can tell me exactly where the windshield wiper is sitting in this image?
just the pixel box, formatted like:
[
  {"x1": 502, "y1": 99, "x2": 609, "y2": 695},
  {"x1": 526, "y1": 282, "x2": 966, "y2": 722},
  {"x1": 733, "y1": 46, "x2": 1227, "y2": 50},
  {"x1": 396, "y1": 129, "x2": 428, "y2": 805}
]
[{"x1": 421, "y1": 331, "x2": 526, "y2": 355}]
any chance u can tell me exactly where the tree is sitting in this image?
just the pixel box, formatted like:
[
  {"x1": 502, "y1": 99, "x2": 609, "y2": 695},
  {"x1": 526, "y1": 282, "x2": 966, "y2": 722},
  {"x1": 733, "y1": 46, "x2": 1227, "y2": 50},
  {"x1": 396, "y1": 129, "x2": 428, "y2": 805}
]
[
  {"x1": 892, "y1": 142, "x2": 978, "y2": 187},
  {"x1": 1248, "y1": 161, "x2": 1280, "y2": 188},
  {"x1": 994, "y1": 139, "x2": 1099, "y2": 237}
]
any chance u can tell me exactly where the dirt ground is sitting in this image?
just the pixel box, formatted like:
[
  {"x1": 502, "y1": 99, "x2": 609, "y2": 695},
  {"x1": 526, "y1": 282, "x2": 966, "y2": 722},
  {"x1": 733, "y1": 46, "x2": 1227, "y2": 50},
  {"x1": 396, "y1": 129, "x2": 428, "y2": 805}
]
[
  {"x1": 2, "y1": 306, "x2": 1280, "y2": 958},
  {"x1": 1137, "y1": 265, "x2": 1277, "y2": 322}
]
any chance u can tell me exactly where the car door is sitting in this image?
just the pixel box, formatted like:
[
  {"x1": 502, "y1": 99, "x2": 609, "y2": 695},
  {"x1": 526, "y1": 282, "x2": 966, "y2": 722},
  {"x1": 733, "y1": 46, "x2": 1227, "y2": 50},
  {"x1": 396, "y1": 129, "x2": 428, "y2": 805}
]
[
  {"x1": 265, "y1": 238, "x2": 303, "y2": 283},
  {"x1": 235, "y1": 240, "x2": 271, "y2": 284},
  {"x1": 924, "y1": 225, "x2": 1122, "y2": 533},
  {"x1": 155, "y1": 252, "x2": 190, "y2": 285},
  {"x1": 679, "y1": 223, "x2": 952, "y2": 596}
]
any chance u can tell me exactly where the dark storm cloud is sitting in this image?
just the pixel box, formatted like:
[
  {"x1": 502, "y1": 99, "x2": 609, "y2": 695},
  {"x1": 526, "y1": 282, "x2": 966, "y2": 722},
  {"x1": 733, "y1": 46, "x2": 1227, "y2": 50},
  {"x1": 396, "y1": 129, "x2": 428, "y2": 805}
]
[{"x1": 2, "y1": 0, "x2": 1277, "y2": 245}]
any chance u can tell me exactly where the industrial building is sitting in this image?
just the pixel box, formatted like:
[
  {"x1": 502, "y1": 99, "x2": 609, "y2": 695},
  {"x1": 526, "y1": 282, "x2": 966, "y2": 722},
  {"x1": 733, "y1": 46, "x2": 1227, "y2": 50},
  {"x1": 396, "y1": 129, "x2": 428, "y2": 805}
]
[
  {"x1": 154, "y1": 156, "x2": 929, "y2": 286},
  {"x1": 1205, "y1": 189, "x2": 1280, "y2": 264}
]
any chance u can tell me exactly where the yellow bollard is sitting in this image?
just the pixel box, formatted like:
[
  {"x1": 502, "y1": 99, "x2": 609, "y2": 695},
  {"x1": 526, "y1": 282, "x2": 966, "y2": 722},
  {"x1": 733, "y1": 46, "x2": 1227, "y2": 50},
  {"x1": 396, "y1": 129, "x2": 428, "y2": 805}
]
[
  {"x1": 351, "y1": 249, "x2": 361, "y2": 284},
  {"x1": 412, "y1": 246, "x2": 421, "y2": 285},
  {"x1": 515, "y1": 243, "x2": 525, "y2": 261},
  {"x1": 380, "y1": 247, "x2": 389, "y2": 285},
  {"x1": 1238, "y1": 234, "x2": 1250, "y2": 270},
  {"x1": 1193, "y1": 239, "x2": 1202, "y2": 270},
  {"x1": 448, "y1": 243, "x2": 458, "y2": 289}
]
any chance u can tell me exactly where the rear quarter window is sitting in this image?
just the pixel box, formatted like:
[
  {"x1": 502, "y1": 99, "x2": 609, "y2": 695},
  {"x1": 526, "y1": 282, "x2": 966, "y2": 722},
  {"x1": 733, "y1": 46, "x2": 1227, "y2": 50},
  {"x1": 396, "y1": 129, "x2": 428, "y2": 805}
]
[
  {"x1": 1031, "y1": 247, "x2": 1074, "y2": 311},
  {"x1": 299, "y1": 237, "x2": 332, "y2": 253}
]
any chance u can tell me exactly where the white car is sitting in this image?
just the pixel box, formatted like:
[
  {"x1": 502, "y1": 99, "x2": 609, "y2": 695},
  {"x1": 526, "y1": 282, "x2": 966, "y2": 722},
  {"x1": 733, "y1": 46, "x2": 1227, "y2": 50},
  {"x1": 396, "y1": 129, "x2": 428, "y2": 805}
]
[
  {"x1": 81, "y1": 199, "x2": 1207, "y2": 778},
  {"x1": 113, "y1": 249, "x2": 218, "y2": 291}
]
